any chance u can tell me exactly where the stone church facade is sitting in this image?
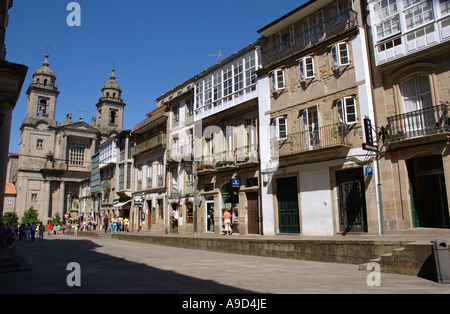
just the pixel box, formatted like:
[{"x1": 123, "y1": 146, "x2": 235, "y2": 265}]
[{"x1": 15, "y1": 54, "x2": 124, "y2": 222}]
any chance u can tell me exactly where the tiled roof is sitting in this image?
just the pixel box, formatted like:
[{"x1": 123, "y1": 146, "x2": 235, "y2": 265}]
[
  {"x1": 131, "y1": 109, "x2": 166, "y2": 134},
  {"x1": 5, "y1": 182, "x2": 16, "y2": 195}
]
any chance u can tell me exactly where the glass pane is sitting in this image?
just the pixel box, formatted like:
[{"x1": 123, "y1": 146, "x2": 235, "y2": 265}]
[{"x1": 417, "y1": 75, "x2": 430, "y2": 94}]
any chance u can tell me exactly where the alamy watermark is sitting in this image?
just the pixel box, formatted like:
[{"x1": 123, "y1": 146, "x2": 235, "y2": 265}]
[
  {"x1": 66, "y1": 262, "x2": 81, "y2": 287},
  {"x1": 66, "y1": 2, "x2": 81, "y2": 27},
  {"x1": 366, "y1": 262, "x2": 381, "y2": 287}
]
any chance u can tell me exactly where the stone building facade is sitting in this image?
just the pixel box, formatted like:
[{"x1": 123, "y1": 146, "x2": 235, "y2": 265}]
[
  {"x1": 15, "y1": 55, "x2": 124, "y2": 224},
  {"x1": 365, "y1": 0, "x2": 450, "y2": 231},
  {"x1": 257, "y1": 0, "x2": 379, "y2": 235}
]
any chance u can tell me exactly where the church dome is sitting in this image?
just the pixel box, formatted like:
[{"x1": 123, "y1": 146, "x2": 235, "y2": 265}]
[
  {"x1": 34, "y1": 54, "x2": 55, "y2": 78},
  {"x1": 102, "y1": 68, "x2": 121, "y2": 91}
]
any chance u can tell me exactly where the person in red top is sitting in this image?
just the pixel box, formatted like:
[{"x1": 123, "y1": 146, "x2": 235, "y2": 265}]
[
  {"x1": 47, "y1": 223, "x2": 52, "y2": 236},
  {"x1": 222, "y1": 208, "x2": 232, "y2": 236}
]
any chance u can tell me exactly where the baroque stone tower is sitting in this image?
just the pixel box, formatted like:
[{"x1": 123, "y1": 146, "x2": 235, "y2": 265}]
[{"x1": 95, "y1": 68, "x2": 126, "y2": 139}]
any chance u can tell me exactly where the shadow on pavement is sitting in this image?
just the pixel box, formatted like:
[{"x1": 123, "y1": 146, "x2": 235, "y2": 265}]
[{"x1": 0, "y1": 237, "x2": 256, "y2": 294}]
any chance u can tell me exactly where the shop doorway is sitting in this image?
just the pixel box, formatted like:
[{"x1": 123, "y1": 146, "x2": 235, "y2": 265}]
[
  {"x1": 276, "y1": 176, "x2": 300, "y2": 234},
  {"x1": 206, "y1": 197, "x2": 214, "y2": 232},
  {"x1": 336, "y1": 168, "x2": 368, "y2": 233},
  {"x1": 407, "y1": 155, "x2": 450, "y2": 228},
  {"x1": 221, "y1": 182, "x2": 239, "y2": 233},
  {"x1": 147, "y1": 200, "x2": 152, "y2": 229},
  {"x1": 247, "y1": 192, "x2": 260, "y2": 234}
]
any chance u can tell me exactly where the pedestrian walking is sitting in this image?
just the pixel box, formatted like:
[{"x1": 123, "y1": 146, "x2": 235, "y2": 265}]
[
  {"x1": 38, "y1": 223, "x2": 45, "y2": 241},
  {"x1": 74, "y1": 223, "x2": 78, "y2": 237},
  {"x1": 112, "y1": 217, "x2": 118, "y2": 233},
  {"x1": 103, "y1": 216, "x2": 109, "y2": 233},
  {"x1": 47, "y1": 222, "x2": 52, "y2": 236},
  {"x1": 4, "y1": 228, "x2": 17, "y2": 248},
  {"x1": 31, "y1": 222, "x2": 36, "y2": 241},
  {"x1": 25, "y1": 223, "x2": 31, "y2": 241},
  {"x1": 222, "y1": 208, "x2": 232, "y2": 236}
]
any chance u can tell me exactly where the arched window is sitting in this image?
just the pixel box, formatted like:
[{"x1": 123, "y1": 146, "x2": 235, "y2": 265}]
[
  {"x1": 38, "y1": 99, "x2": 47, "y2": 116},
  {"x1": 109, "y1": 110, "x2": 117, "y2": 124},
  {"x1": 400, "y1": 74, "x2": 433, "y2": 113}
]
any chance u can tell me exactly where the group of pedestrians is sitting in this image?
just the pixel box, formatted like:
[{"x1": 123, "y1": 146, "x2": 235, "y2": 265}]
[
  {"x1": 103, "y1": 216, "x2": 129, "y2": 233},
  {"x1": 1, "y1": 221, "x2": 51, "y2": 248}
]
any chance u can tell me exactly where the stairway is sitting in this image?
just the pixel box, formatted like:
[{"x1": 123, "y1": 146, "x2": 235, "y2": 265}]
[{"x1": 359, "y1": 242, "x2": 437, "y2": 280}]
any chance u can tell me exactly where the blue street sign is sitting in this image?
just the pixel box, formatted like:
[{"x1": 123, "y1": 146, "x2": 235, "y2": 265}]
[{"x1": 365, "y1": 166, "x2": 373, "y2": 176}]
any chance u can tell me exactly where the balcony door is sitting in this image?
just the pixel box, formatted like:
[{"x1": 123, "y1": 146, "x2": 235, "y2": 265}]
[
  {"x1": 400, "y1": 74, "x2": 435, "y2": 137},
  {"x1": 302, "y1": 106, "x2": 320, "y2": 150}
]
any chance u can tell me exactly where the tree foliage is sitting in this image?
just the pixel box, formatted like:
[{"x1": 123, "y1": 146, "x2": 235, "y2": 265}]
[
  {"x1": 21, "y1": 206, "x2": 41, "y2": 225},
  {"x1": 2, "y1": 211, "x2": 19, "y2": 225}
]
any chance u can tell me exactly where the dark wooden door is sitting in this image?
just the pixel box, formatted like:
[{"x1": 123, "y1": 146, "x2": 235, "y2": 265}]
[
  {"x1": 147, "y1": 200, "x2": 152, "y2": 229},
  {"x1": 277, "y1": 177, "x2": 300, "y2": 234},
  {"x1": 247, "y1": 192, "x2": 259, "y2": 234},
  {"x1": 337, "y1": 168, "x2": 367, "y2": 233}
]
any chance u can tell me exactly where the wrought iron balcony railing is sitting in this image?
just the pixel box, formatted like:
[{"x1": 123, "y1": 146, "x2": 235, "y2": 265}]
[
  {"x1": 387, "y1": 104, "x2": 450, "y2": 142},
  {"x1": 262, "y1": 10, "x2": 358, "y2": 67},
  {"x1": 272, "y1": 123, "x2": 349, "y2": 157}
]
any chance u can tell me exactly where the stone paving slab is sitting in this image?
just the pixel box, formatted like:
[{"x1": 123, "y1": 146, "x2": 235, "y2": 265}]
[{"x1": 1, "y1": 234, "x2": 450, "y2": 295}]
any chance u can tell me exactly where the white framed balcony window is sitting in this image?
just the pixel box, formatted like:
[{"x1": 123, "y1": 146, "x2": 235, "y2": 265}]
[
  {"x1": 403, "y1": 0, "x2": 434, "y2": 31},
  {"x1": 336, "y1": 97, "x2": 357, "y2": 125},
  {"x1": 299, "y1": 56, "x2": 315, "y2": 82},
  {"x1": 373, "y1": 0, "x2": 401, "y2": 41},
  {"x1": 272, "y1": 116, "x2": 287, "y2": 140},
  {"x1": 302, "y1": 106, "x2": 320, "y2": 150},
  {"x1": 331, "y1": 42, "x2": 350, "y2": 70},
  {"x1": 272, "y1": 69, "x2": 285, "y2": 92}
]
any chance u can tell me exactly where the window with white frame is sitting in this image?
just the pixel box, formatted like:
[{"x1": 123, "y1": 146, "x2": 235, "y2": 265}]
[
  {"x1": 441, "y1": 0, "x2": 450, "y2": 15},
  {"x1": 173, "y1": 105, "x2": 179, "y2": 124},
  {"x1": 336, "y1": 97, "x2": 357, "y2": 124},
  {"x1": 245, "y1": 54, "x2": 257, "y2": 92},
  {"x1": 301, "y1": 106, "x2": 320, "y2": 149},
  {"x1": 331, "y1": 42, "x2": 350, "y2": 69},
  {"x1": 372, "y1": 0, "x2": 401, "y2": 41},
  {"x1": 195, "y1": 81, "x2": 203, "y2": 109},
  {"x1": 146, "y1": 163, "x2": 153, "y2": 188},
  {"x1": 400, "y1": 74, "x2": 433, "y2": 112},
  {"x1": 403, "y1": 0, "x2": 434, "y2": 31},
  {"x1": 299, "y1": 56, "x2": 315, "y2": 82},
  {"x1": 278, "y1": 25, "x2": 295, "y2": 51},
  {"x1": 234, "y1": 60, "x2": 244, "y2": 92},
  {"x1": 204, "y1": 76, "x2": 212, "y2": 109},
  {"x1": 272, "y1": 69, "x2": 285, "y2": 92},
  {"x1": 223, "y1": 66, "x2": 233, "y2": 99},
  {"x1": 36, "y1": 139, "x2": 43, "y2": 149},
  {"x1": 69, "y1": 142, "x2": 85, "y2": 166},
  {"x1": 272, "y1": 116, "x2": 287, "y2": 140},
  {"x1": 213, "y1": 72, "x2": 222, "y2": 105}
]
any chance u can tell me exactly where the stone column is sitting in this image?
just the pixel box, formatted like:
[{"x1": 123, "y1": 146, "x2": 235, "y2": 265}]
[
  {"x1": 43, "y1": 180, "x2": 51, "y2": 219},
  {"x1": 59, "y1": 181, "x2": 65, "y2": 218}
]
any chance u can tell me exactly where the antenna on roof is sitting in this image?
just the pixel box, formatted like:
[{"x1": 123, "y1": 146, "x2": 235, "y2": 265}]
[{"x1": 208, "y1": 49, "x2": 223, "y2": 62}]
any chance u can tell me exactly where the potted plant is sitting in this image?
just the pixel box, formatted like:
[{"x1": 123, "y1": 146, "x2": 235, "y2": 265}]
[
  {"x1": 165, "y1": 227, "x2": 168, "y2": 234},
  {"x1": 174, "y1": 226, "x2": 178, "y2": 234}
]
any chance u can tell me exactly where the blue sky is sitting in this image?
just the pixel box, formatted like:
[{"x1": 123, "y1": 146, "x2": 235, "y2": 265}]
[{"x1": 6, "y1": 0, "x2": 305, "y2": 153}]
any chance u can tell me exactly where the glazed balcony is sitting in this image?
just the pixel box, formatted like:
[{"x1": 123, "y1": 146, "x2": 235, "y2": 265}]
[
  {"x1": 387, "y1": 104, "x2": 450, "y2": 143},
  {"x1": 132, "y1": 134, "x2": 166, "y2": 157},
  {"x1": 196, "y1": 145, "x2": 259, "y2": 173},
  {"x1": 272, "y1": 124, "x2": 350, "y2": 161},
  {"x1": 262, "y1": 9, "x2": 358, "y2": 67}
]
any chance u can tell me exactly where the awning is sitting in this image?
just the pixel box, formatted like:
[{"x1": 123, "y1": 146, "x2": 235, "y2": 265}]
[{"x1": 113, "y1": 200, "x2": 131, "y2": 208}]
